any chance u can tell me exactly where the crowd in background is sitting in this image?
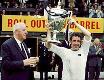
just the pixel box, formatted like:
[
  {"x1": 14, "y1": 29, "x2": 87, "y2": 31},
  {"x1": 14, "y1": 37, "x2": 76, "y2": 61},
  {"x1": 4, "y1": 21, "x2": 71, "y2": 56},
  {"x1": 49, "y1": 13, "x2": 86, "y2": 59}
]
[
  {"x1": 0, "y1": 0, "x2": 44, "y2": 15},
  {"x1": 0, "y1": 0, "x2": 104, "y2": 17},
  {"x1": 73, "y1": 0, "x2": 104, "y2": 17}
]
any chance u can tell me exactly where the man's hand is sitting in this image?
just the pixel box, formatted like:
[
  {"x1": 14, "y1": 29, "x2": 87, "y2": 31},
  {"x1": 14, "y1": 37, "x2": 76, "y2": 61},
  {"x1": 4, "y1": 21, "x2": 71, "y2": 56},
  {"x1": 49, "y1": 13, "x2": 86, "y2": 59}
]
[
  {"x1": 23, "y1": 57, "x2": 39, "y2": 67},
  {"x1": 45, "y1": 22, "x2": 53, "y2": 31},
  {"x1": 69, "y1": 17, "x2": 76, "y2": 24},
  {"x1": 45, "y1": 41, "x2": 52, "y2": 49},
  {"x1": 69, "y1": 17, "x2": 91, "y2": 40},
  {"x1": 96, "y1": 48, "x2": 102, "y2": 55}
]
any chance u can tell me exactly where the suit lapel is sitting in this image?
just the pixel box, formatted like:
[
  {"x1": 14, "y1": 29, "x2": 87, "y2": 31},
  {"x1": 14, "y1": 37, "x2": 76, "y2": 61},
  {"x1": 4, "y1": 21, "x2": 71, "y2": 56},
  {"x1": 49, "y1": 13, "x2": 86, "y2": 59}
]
[
  {"x1": 12, "y1": 38, "x2": 27, "y2": 59},
  {"x1": 22, "y1": 42, "x2": 30, "y2": 58},
  {"x1": 92, "y1": 45, "x2": 97, "y2": 53}
]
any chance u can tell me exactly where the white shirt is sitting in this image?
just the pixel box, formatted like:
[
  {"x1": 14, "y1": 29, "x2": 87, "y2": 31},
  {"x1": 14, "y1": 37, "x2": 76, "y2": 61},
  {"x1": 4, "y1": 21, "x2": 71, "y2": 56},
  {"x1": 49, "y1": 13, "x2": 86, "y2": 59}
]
[
  {"x1": 14, "y1": 37, "x2": 28, "y2": 58},
  {"x1": 14, "y1": 37, "x2": 22, "y2": 50},
  {"x1": 49, "y1": 36, "x2": 91, "y2": 80}
]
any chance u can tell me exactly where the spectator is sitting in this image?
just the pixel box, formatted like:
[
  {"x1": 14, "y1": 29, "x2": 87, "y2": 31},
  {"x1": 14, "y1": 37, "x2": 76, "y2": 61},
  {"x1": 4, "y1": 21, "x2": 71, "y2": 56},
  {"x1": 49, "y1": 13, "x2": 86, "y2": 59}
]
[
  {"x1": 20, "y1": 11, "x2": 23, "y2": 15},
  {"x1": 6, "y1": 2, "x2": 11, "y2": 8},
  {"x1": 20, "y1": 3, "x2": 26, "y2": 8},
  {"x1": 27, "y1": 11, "x2": 30, "y2": 16},
  {"x1": 89, "y1": 4, "x2": 98, "y2": 18},
  {"x1": 13, "y1": 3, "x2": 19, "y2": 8},
  {"x1": 83, "y1": 2, "x2": 89, "y2": 17},
  {"x1": 19, "y1": 0, "x2": 28, "y2": 3},
  {"x1": 96, "y1": 6, "x2": 103, "y2": 18},
  {"x1": 0, "y1": 3, "x2": 2, "y2": 8},
  {"x1": 88, "y1": 38, "x2": 104, "y2": 80},
  {"x1": 2, "y1": 9, "x2": 6, "y2": 15},
  {"x1": 73, "y1": 8, "x2": 78, "y2": 17},
  {"x1": 29, "y1": 3, "x2": 33, "y2": 8},
  {"x1": 89, "y1": 3, "x2": 103, "y2": 18}
]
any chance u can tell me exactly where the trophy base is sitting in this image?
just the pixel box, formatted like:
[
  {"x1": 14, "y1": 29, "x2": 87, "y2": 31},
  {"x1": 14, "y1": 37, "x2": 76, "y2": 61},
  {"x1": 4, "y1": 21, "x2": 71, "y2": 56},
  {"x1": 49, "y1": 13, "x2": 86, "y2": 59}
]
[{"x1": 48, "y1": 40, "x2": 61, "y2": 43}]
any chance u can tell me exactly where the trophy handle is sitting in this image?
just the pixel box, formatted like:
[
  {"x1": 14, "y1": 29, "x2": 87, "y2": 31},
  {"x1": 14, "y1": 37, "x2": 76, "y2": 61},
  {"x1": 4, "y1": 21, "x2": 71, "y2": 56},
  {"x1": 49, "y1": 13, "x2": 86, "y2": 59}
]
[
  {"x1": 52, "y1": 30, "x2": 59, "y2": 40},
  {"x1": 47, "y1": 27, "x2": 60, "y2": 43},
  {"x1": 47, "y1": 27, "x2": 51, "y2": 41}
]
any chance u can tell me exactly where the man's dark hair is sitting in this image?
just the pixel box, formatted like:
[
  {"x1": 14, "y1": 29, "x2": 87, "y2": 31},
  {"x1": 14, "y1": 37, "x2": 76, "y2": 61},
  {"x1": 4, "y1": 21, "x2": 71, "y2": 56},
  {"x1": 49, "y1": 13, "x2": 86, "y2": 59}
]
[{"x1": 70, "y1": 32, "x2": 83, "y2": 41}]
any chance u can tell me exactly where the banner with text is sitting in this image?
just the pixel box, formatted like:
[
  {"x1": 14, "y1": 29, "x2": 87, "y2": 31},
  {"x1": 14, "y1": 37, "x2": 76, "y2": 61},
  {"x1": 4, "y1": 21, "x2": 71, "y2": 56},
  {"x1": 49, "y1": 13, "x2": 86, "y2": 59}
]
[
  {"x1": 2, "y1": 15, "x2": 47, "y2": 32},
  {"x1": 2, "y1": 15, "x2": 104, "y2": 33},
  {"x1": 67, "y1": 17, "x2": 104, "y2": 33}
]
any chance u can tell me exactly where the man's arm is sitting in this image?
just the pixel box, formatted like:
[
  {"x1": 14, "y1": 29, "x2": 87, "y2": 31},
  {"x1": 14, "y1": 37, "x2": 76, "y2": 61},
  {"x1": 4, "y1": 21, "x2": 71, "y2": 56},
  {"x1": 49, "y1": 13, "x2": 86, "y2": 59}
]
[
  {"x1": 70, "y1": 17, "x2": 91, "y2": 40},
  {"x1": 1, "y1": 43, "x2": 39, "y2": 71},
  {"x1": 45, "y1": 24, "x2": 66, "y2": 58},
  {"x1": 45, "y1": 25, "x2": 52, "y2": 49}
]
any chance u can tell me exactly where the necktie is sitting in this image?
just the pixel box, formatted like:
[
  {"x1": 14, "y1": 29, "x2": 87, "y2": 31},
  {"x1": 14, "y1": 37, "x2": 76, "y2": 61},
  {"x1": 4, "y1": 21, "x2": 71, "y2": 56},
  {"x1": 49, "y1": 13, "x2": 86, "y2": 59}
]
[
  {"x1": 21, "y1": 43, "x2": 28, "y2": 59},
  {"x1": 42, "y1": 42, "x2": 45, "y2": 46},
  {"x1": 96, "y1": 45, "x2": 99, "y2": 51}
]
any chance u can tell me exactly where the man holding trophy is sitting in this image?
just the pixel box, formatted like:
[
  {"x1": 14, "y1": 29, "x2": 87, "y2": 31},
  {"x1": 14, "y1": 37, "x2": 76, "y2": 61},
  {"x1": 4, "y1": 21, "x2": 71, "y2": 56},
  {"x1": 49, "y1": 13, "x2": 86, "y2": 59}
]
[{"x1": 45, "y1": 17, "x2": 92, "y2": 80}]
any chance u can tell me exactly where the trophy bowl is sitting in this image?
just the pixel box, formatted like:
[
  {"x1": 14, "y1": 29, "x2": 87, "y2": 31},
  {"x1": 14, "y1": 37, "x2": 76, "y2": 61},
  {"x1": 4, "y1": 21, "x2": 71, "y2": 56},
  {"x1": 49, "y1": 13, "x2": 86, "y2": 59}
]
[
  {"x1": 46, "y1": 3, "x2": 73, "y2": 43},
  {"x1": 47, "y1": 18, "x2": 66, "y2": 43}
]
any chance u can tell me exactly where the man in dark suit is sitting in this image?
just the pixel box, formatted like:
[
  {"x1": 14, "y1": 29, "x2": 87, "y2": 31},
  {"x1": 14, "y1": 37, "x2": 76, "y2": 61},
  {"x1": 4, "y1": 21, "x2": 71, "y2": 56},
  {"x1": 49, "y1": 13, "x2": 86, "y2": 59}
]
[
  {"x1": 1, "y1": 22, "x2": 39, "y2": 80},
  {"x1": 88, "y1": 38, "x2": 104, "y2": 80},
  {"x1": 38, "y1": 34, "x2": 52, "y2": 80}
]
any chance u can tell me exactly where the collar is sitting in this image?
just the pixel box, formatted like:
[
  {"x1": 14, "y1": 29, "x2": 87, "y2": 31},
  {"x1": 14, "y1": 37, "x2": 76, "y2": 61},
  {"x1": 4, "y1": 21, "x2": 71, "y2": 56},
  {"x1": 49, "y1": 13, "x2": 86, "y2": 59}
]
[
  {"x1": 14, "y1": 37, "x2": 22, "y2": 44},
  {"x1": 14, "y1": 37, "x2": 22, "y2": 50},
  {"x1": 71, "y1": 48, "x2": 79, "y2": 51}
]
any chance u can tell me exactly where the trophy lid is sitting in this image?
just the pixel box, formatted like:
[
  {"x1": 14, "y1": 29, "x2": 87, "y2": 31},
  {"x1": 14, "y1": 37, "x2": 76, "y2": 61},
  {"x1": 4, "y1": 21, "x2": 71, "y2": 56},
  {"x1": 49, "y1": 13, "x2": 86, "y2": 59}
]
[{"x1": 50, "y1": 8, "x2": 66, "y2": 15}]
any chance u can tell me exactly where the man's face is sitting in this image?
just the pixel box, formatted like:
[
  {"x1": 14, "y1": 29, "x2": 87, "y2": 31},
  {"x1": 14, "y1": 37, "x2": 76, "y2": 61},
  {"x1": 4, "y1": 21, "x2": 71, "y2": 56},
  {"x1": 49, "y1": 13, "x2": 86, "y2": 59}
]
[
  {"x1": 70, "y1": 36, "x2": 81, "y2": 51},
  {"x1": 41, "y1": 38, "x2": 47, "y2": 42},
  {"x1": 17, "y1": 26, "x2": 28, "y2": 41},
  {"x1": 94, "y1": 38, "x2": 100, "y2": 46},
  {"x1": 95, "y1": 42, "x2": 99, "y2": 46}
]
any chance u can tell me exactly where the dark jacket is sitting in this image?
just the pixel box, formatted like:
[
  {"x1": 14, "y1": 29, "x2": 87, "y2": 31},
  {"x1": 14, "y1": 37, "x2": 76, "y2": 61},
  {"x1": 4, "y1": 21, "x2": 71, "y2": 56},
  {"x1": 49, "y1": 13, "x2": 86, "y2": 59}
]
[
  {"x1": 38, "y1": 42, "x2": 52, "y2": 72},
  {"x1": 61, "y1": 40, "x2": 69, "y2": 48},
  {"x1": 1, "y1": 38, "x2": 34, "y2": 80},
  {"x1": 88, "y1": 45, "x2": 104, "y2": 67}
]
